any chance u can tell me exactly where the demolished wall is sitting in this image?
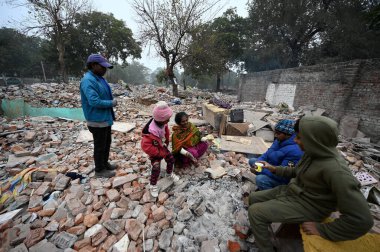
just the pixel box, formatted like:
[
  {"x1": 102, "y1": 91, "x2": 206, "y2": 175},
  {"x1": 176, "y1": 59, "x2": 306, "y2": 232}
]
[{"x1": 238, "y1": 59, "x2": 380, "y2": 142}]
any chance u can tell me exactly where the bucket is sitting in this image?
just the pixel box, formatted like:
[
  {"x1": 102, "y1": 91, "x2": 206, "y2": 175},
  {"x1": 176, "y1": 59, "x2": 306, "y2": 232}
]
[{"x1": 230, "y1": 109, "x2": 244, "y2": 123}]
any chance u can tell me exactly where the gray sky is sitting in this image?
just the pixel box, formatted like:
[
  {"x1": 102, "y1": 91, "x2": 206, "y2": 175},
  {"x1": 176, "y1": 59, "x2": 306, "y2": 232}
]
[{"x1": 0, "y1": 0, "x2": 249, "y2": 71}]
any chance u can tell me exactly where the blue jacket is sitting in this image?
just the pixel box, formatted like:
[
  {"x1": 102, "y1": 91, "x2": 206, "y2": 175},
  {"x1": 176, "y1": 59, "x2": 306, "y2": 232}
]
[
  {"x1": 80, "y1": 71, "x2": 115, "y2": 126},
  {"x1": 257, "y1": 134, "x2": 303, "y2": 183}
]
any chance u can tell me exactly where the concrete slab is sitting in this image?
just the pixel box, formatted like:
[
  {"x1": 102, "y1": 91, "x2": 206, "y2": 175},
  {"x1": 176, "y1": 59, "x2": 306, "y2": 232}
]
[
  {"x1": 6, "y1": 154, "x2": 33, "y2": 168},
  {"x1": 205, "y1": 160, "x2": 227, "y2": 179},
  {"x1": 339, "y1": 115, "x2": 359, "y2": 138},
  {"x1": 220, "y1": 135, "x2": 268, "y2": 155},
  {"x1": 189, "y1": 118, "x2": 208, "y2": 126},
  {"x1": 112, "y1": 122, "x2": 136, "y2": 133},
  {"x1": 244, "y1": 110, "x2": 268, "y2": 122},
  {"x1": 76, "y1": 130, "x2": 93, "y2": 143},
  {"x1": 248, "y1": 120, "x2": 269, "y2": 132},
  {"x1": 256, "y1": 128, "x2": 275, "y2": 142}
]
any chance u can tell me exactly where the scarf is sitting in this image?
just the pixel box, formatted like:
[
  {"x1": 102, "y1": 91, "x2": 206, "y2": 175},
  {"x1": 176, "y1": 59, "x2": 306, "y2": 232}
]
[
  {"x1": 172, "y1": 122, "x2": 201, "y2": 154},
  {"x1": 148, "y1": 120, "x2": 166, "y2": 140}
]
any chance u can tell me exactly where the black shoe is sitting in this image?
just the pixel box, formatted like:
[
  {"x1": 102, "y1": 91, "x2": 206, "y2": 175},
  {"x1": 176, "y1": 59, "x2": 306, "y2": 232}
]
[
  {"x1": 95, "y1": 169, "x2": 116, "y2": 178},
  {"x1": 105, "y1": 162, "x2": 118, "y2": 170}
]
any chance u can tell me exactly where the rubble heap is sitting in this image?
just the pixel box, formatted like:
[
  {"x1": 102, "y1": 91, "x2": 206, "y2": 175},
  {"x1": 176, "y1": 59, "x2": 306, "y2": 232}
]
[{"x1": 0, "y1": 83, "x2": 379, "y2": 252}]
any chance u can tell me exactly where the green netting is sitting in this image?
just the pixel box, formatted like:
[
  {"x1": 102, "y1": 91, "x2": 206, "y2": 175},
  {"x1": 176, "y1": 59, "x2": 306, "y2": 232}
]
[{"x1": 1, "y1": 99, "x2": 85, "y2": 121}]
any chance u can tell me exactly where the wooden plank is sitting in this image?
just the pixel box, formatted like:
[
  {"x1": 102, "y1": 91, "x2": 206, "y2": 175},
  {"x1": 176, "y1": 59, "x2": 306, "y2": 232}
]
[
  {"x1": 220, "y1": 135, "x2": 268, "y2": 155},
  {"x1": 219, "y1": 114, "x2": 227, "y2": 136}
]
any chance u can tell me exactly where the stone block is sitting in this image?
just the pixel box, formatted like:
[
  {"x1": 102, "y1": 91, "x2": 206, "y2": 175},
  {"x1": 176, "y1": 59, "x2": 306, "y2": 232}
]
[
  {"x1": 106, "y1": 189, "x2": 121, "y2": 202},
  {"x1": 125, "y1": 219, "x2": 143, "y2": 241},
  {"x1": 200, "y1": 239, "x2": 219, "y2": 252},
  {"x1": 9, "y1": 243, "x2": 28, "y2": 252},
  {"x1": 255, "y1": 128, "x2": 275, "y2": 142},
  {"x1": 152, "y1": 206, "x2": 165, "y2": 222},
  {"x1": 112, "y1": 174, "x2": 138, "y2": 188},
  {"x1": 24, "y1": 228, "x2": 45, "y2": 248},
  {"x1": 159, "y1": 228, "x2": 173, "y2": 250},
  {"x1": 156, "y1": 177, "x2": 174, "y2": 193},
  {"x1": 52, "y1": 231, "x2": 78, "y2": 249},
  {"x1": 112, "y1": 234, "x2": 130, "y2": 252},
  {"x1": 103, "y1": 219, "x2": 122, "y2": 235},
  {"x1": 91, "y1": 226, "x2": 108, "y2": 247}
]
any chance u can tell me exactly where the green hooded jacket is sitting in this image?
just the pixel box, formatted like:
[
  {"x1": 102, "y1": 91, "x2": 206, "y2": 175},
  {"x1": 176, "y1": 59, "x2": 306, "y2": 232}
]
[{"x1": 275, "y1": 116, "x2": 373, "y2": 241}]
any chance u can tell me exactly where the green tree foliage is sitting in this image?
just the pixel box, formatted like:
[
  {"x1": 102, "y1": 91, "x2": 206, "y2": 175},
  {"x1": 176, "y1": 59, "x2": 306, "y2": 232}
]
[
  {"x1": 244, "y1": 0, "x2": 380, "y2": 72},
  {"x1": 180, "y1": 70, "x2": 239, "y2": 90},
  {"x1": 0, "y1": 27, "x2": 46, "y2": 77},
  {"x1": 105, "y1": 61, "x2": 150, "y2": 85},
  {"x1": 14, "y1": 0, "x2": 91, "y2": 82},
  {"x1": 368, "y1": 3, "x2": 380, "y2": 31},
  {"x1": 184, "y1": 8, "x2": 246, "y2": 90},
  {"x1": 311, "y1": 0, "x2": 380, "y2": 64},
  {"x1": 246, "y1": 0, "x2": 333, "y2": 70},
  {"x1": 66, "y1": 11, "x2": 142, "y2": 75}
]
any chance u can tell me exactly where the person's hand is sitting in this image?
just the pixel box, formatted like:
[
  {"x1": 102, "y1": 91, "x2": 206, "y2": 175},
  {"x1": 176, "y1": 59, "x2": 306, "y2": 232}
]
[
  {"x1": 301, "y1": 222, "x2": 321, "y2": 236},
  {"x1": 112, "y1": 99, "x2": 118, "y2": 107},
  {"x1": 250, "y1": 165, "x2": 259, "y2": 174},
  {"x1": 186, "y1": 152, "x2": 198, "y2": 164},
  {"x1": 259, "y1": 161, "x2": 276, "y2": 173}
]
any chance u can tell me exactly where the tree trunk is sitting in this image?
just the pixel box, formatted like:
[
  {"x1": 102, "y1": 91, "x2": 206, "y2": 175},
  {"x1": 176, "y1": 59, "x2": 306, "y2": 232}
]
[
  {"x1": 167, "y1": 65, "x2": 178, "y2": 97},
  {"x1": 216, "y1": 73, "x2": 221, "y2": 91},
  {"x1": 169, "y1": 75, "x2": 179, "y2": 97},
  {"x1": 57, "y1": 41, "x2": 67, "y2": 83},
  {"x1": 288, "y1": 45, "x2": 302, "y2": 68},
  {"x1": 183, "y1": 76, "x2": 186, "y2": 90}
]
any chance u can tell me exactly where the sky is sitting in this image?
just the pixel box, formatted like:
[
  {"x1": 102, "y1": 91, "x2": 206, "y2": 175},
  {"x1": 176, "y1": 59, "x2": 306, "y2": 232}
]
[{"x1": 0, "y1": 0, "x2": 249, "y2": 71}]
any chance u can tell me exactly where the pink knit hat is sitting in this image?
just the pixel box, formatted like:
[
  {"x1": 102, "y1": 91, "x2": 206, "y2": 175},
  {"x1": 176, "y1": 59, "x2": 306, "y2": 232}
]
[{"x1": 153, "y1": 101, "x2": 173, "y2": 122}]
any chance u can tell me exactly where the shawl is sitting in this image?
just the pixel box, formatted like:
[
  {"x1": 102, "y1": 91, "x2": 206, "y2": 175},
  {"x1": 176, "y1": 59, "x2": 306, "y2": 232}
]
[{"x1": 172, "y1": 122, "x2": 201, "y2": 154}]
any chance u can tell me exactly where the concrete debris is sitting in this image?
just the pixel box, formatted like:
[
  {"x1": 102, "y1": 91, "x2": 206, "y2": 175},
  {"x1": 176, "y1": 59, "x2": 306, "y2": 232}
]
[
  {"x1": 0, "y1": 82, "x2": 379, "y2": 252},
  {"x1": 339, "y1": 115, "x2": 360, "y2": 139}
]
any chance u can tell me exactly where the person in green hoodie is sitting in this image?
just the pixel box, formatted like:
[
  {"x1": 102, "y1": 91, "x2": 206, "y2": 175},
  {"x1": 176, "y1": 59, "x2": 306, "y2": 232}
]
[{"x1": 248, "y1": 116, "x2": 373, "y2": 252}]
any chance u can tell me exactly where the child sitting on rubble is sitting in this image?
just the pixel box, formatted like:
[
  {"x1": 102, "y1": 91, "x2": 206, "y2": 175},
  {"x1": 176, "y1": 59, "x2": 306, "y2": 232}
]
[{"x1": 141, "y1": 101, "x2": 180, "y2": 197}]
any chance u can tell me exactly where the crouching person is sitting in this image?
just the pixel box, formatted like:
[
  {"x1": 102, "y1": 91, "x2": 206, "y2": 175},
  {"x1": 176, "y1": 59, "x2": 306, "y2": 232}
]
[
  {"x1": 248, "y1": 116, "x2": 373, "y2": 252},
  {"x1": 248, "y1": 119, "x2": 303, "y2": 190}
]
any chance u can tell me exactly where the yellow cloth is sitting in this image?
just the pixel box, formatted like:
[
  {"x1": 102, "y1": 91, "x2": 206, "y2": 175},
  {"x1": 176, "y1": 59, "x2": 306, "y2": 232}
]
[
  {"x1": 301, "y1": 225, "x2": 380, "y2": 252},
  {"x1": 0, "y1": 167, "x2": 54, "y2": 204}
]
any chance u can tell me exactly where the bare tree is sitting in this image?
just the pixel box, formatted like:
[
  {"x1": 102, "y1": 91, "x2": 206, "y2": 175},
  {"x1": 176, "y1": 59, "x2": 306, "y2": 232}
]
[
  {"x1": 133, "y1": 0, "x2": 222, "y2": 96},
  {"x1": 8, "y1": 0, "x2": 91, "y2": 83}
]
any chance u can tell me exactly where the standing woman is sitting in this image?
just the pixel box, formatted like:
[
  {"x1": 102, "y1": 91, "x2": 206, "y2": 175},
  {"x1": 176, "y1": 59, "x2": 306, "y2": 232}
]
[{"x1": 172, "y1": 112, "x2": 209, "y2": 167}]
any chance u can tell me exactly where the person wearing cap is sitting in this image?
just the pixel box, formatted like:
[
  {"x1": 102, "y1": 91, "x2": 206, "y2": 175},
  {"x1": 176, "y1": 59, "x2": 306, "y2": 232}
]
[
  {"x1": 80, "y1": 54, "x2": 117, "y2": 178},
  {"x1": 248, "y1": 116, "x2": 373, "y2": 252},
  {"x1": 141, "y1": 101, "x2": 180, "y2": 197},
  {"x1": 248, "y1": 119, "x2": 303, "y2": 190}
]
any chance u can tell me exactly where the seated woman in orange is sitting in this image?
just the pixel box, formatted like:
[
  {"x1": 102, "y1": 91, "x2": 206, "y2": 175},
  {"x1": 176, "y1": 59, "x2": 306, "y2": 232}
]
[{"x1": 172, "y1": 112, "x2": 209, "y2": 167}]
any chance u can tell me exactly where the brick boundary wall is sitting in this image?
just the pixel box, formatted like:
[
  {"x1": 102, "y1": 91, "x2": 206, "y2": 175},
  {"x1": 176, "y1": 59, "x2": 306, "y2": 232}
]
[{"x1": 238, "y1": 59, "x2": 380, "y2": 143}]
